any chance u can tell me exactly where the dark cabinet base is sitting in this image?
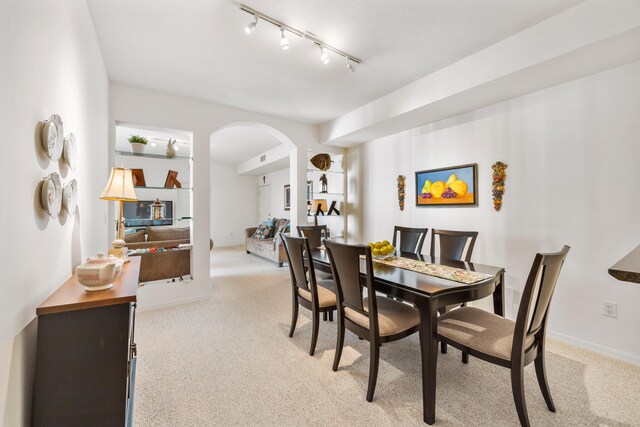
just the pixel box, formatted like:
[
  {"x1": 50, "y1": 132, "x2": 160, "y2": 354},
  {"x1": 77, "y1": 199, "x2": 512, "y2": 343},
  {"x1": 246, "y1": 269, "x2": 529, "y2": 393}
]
[{"x1": 32, "y1": 303, "x2": 135, "y2": 426}]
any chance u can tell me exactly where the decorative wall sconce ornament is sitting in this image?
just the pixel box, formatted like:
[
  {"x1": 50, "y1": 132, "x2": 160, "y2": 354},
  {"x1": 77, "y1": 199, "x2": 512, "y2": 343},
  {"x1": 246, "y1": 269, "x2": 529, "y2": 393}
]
[
  {"x1": 41, "y1": 172, "x2": 63, "y2": 218},
  {"x1": 491, "y1": 161, "x2": 508, "y2": 211},
  {"x1": 397, "y1": 175, "x2": 406, "y2": 211},
  {"x1": 42, "y1": 114, "x2": 64, "y2": 160},
  {"x1": 63, "y1": 133, "x2": 77, "y2": 170}
]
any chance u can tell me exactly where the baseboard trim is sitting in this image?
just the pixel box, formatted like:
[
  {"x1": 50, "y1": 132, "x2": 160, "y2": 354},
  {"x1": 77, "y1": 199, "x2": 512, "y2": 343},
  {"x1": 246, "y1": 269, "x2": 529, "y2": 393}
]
[
  {"x1": 137, "y1": 294, "x2": 211, "y2": 312},
  {"x1": 547, "y1": 330, "x2": 640, "y2": 366}
]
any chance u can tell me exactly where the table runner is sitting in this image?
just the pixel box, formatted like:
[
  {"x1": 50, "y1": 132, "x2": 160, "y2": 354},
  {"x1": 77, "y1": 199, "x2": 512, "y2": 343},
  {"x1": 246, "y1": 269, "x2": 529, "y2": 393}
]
[{"x1": 364, "y1": 255, "x2": 494, "y2": 284}]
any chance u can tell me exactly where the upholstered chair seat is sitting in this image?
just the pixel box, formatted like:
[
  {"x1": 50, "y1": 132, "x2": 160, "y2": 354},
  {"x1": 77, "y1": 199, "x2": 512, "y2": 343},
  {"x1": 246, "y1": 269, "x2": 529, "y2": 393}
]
[
  {"x1": 438, "y1": 307, "x2": 535, "y2": 361},
  {"x1": 298, "y1": 284, "x2": 336, "y2": 308},
  {"x1": 345, "y1": 297, "x2": 419, "y2": 337}
]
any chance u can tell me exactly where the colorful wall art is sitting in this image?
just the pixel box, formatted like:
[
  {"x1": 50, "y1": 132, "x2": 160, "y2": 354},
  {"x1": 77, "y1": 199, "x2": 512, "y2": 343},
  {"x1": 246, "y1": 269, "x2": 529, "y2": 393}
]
[{"x1": 415, "y1": 163, "x2": 478, "y2": 207}]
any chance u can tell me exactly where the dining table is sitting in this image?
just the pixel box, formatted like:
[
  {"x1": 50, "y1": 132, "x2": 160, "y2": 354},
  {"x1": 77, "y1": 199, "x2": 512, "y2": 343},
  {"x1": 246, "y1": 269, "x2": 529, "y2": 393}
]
[{"x1": 308, "y1": 246, "x2": 506, "y2": 425}]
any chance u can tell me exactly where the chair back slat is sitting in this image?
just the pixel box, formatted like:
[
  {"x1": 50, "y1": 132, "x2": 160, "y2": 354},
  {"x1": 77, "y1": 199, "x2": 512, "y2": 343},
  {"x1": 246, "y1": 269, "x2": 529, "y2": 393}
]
[
  {"x1": 514, "y1": 246, "x2": 570, "y2": 353},
  {"x1": 281, "y1": 234, "x2": 313, "y2": 293},
  {"x1": 297, "y1": 225, "x2": 328, "y2": 249},
  {"x1": 325, "y1": 240, "x2": 373, "y2": 315},
  {"x1": 430, "y1": 229, "x2": 478, "y2": 262},
  {"x1": 392, "y1": 226, "x2": 428, "y2": 254}
]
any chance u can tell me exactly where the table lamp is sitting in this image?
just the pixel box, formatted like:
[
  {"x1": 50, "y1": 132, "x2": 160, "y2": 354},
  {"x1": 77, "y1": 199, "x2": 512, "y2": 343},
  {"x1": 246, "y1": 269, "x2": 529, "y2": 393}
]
[
  {"x1": 311, "y1": 198, "x2": 328, "y2": 226},
  {"x1": 101, "y1": 167, "x2": 138, "y2": 262}
]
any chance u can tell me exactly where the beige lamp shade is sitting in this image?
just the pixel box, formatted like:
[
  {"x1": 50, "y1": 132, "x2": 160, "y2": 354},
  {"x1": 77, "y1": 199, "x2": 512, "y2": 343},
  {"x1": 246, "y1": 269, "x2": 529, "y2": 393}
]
[
  {"x1": 100, "y1": 167, "x2": 138, "y2": 201},
  {"x1": 311, "y1": 199, "x2": 328, "y2": 214}
]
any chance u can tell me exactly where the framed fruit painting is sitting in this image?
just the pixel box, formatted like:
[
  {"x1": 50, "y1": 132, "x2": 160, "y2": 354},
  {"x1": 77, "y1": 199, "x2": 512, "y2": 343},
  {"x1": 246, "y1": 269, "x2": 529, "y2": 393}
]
[{"x1": 415, "y1": 163, "x2": 478, "y2": 207}]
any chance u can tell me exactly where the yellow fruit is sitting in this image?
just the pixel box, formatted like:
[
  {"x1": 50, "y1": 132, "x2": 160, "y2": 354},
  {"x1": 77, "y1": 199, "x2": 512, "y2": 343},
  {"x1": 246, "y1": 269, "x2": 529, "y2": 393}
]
[
  {"x1": 374, "y1": 242, "x2": 382, "y2": 249},
  {"x1": 430, "y1": 181, "x2": 446, "y2": 198},
  {"x1": 446, "y1": 174, "x2": 458, "y2": 185},
  {"x1": 386, "y1": 245, "x2": 395, "y2": 254},
  {"x1": 421, "y1": 180, "x2": 432, "y2": 194},
  {"x1": 449, "y1": 180, "x2": 468, "y2": 196},
  {"x1": 381, "y1": 240, "x2": 390, "y2": 246},
  {"x1": 372, "y1": 248, "x2": 381, "y2": 256},
  {"x1": 368, "y1": 242, "x2": 374, "y2": 248},
  {"x1": 379, "y1": 247, "x2": 388, "y2": 256}
]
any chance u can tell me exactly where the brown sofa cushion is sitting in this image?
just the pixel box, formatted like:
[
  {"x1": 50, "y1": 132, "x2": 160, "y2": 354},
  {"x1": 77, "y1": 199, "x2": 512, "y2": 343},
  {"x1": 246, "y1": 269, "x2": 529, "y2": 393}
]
[
  {"x1": 147, "y1": 226, "x2": 190, "y2": 242},
  {"x1": 124, "y1": 230, "x2": 146, "y2": 243}
]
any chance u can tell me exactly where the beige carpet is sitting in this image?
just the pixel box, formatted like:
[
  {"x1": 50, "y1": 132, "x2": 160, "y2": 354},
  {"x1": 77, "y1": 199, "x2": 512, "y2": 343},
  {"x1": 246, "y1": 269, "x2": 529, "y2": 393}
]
[{"x1": 133, "y1": 246, "x2": 640, "y2": 426}]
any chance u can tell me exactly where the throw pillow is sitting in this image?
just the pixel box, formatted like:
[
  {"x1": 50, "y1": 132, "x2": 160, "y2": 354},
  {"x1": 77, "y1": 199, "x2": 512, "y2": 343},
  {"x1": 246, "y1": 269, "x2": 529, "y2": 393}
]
[
  {"x1": 263, "y1": 218, "x2": 277, "y2": 237},
  {"x1": 252, "y1": 223, "x2": 273, "y2": 239}
]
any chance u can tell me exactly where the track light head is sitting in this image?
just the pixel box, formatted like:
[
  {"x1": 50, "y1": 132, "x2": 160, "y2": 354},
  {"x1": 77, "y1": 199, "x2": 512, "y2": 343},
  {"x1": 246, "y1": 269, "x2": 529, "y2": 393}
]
[
  {"x1": 280, "y1": 28, "x2": 289, "y2": 50},
  {"x1": 346, "y1": 57, "x2": 355, "y2": 73},
  {"x1": 245, "y1": 15, "x2": 258, "y2": 34},
  {"x1": 319, "y1": 46, "x2": 330, "y2": 64}
]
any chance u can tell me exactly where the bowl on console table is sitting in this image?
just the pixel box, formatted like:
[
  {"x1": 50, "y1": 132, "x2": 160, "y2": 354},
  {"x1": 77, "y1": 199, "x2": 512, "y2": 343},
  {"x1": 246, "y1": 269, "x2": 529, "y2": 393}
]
[{"x1": 75, "y1": 253, "x2": 123, "y2": 291}]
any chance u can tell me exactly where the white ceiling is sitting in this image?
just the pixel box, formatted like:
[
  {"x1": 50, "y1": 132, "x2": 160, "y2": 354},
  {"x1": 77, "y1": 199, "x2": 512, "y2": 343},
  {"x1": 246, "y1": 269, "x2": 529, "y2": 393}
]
[
  {"x1": 87, "y1": 0, "x2": 584, "y2": 124},
  {"x1": 211, "y1": 125, "x2": 282, "y2": 164}
]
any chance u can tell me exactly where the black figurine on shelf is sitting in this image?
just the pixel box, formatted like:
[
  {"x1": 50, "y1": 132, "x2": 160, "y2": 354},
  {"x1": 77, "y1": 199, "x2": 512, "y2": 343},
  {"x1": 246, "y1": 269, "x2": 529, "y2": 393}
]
[{"x1": 319, "y1": 173, "x2": 328, "y2": 193}]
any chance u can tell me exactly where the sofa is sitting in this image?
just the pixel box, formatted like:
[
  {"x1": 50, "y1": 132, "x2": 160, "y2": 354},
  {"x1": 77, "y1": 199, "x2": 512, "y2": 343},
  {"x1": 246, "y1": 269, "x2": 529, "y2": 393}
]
[
  {"x1": 125, "y1": 226, "x2": 191, "y2": 282},
  {"x1": 245, "y1": 218, "x2": 289, "y2": 267}
]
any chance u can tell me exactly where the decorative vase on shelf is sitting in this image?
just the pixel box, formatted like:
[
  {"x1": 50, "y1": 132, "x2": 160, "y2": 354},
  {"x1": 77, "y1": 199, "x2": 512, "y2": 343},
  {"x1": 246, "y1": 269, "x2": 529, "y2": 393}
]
[
  {"x1": 128, "y1": 135, "x2": 148, "y2": 154},
  {"x1": 166, "y1": 139, "x2": 177, "y2": 157},
  {"x1": 130, "y1": 143, "x2": 145, "y2": 154}
]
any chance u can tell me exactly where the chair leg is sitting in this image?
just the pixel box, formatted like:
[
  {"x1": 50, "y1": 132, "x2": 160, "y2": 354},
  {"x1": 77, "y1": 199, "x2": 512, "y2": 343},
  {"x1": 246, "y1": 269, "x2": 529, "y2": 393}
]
[
  {"x1": 288, "y1": 299, "x2": 298, "y2": 338},
  {"x1": 310, "y1": 309, "x2": 320, "y2": 356},
  {"x1": 438, "y1": 307, "x2": 448, "y2": 354},
  {"x1": 510, "y1": 365, "x2": 530, "y2": 427},
  {"x1": 323, "y1": 312, "x2": 327, "y2": 321},
  {"x1": 328, "y1": 310, "x2": 333, "y2": 321},
  {"x1": 366, "y1": 338, "x2": 380, "y2": 402},
  {"x1": 534, "y1": 350, "x2": 556, "y2": 412},
  {"x1": 332, "y1": 312, "x2": 345, "y2": 372},
  {"x1": 462, "y1": 352, "x2": 469, "y2": 364}
]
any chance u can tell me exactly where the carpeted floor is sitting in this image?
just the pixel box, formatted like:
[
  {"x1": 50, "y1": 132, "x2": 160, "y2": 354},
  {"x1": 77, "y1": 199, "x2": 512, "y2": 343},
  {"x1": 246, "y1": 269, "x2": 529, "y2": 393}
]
[{"x1": 133, "y1": 246, "x2": 640, "y2": 426}]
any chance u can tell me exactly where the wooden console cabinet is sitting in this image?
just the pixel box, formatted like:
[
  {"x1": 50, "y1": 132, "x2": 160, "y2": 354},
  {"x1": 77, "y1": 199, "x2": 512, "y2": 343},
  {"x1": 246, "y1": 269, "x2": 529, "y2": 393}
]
[{"x1": 32, "y1": 257, "x2": 140, "y2": 426}]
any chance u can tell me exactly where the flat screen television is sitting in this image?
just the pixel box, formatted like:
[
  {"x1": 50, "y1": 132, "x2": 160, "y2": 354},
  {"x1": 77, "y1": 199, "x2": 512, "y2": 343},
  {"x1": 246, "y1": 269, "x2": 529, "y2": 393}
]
[{"x1": 123, "y1": 200, "x2": 173, "y2": 227}]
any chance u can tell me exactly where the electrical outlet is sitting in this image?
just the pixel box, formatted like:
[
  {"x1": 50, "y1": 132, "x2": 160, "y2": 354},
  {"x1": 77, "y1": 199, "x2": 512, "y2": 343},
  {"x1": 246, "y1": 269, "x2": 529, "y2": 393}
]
[{"x1": 603, "y1": 302, "x2": 617, "y2": 318}]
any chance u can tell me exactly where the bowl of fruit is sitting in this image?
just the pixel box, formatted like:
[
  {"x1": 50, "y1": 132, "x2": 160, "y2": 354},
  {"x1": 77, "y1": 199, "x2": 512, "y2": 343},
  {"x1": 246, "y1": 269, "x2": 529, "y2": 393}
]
[{"x1": 368, "y1": 240, "x2": 396, "y2": 260}]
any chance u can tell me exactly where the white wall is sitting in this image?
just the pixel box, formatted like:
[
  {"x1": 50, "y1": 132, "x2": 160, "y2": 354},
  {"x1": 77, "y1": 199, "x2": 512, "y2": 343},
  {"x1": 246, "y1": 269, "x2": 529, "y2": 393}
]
[
  {"x1": 348, "y1": 61, "x2": 640, "y2": 364},
  {"x1": 0, "y1": 0, "x2": 109, "y2": 423},
  {"x1": 109, "y1": 82, "x2": 328, "y2": 308},
  {"x1": 211, "y1": 162, "x2": 257, "y2": 247},
  {"x1": 258, "y1": 168, "x2": 291, "y2": 222}
]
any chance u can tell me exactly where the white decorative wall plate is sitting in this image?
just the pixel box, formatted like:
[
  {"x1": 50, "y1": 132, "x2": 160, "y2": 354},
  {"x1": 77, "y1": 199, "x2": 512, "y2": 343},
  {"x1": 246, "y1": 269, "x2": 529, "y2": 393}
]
[
  {"x1": 63, "y1": 179, "x2": 78, "y2": 216},
  {"x1": 41, "y1": 172, "x2": 62, "y2": 218},
  {"x1": 63, "y1": 133, "x2": 77, "y2": 170},
  {"x1": 42, "y1": 114, "x2": 64, "y2": 161}
]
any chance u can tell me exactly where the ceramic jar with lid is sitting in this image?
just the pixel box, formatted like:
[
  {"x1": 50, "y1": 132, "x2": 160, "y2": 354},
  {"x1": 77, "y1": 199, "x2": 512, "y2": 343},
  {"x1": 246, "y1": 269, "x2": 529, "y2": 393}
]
[{"x1": 76, "y1": 253, "x2": 123, "y2": 291}]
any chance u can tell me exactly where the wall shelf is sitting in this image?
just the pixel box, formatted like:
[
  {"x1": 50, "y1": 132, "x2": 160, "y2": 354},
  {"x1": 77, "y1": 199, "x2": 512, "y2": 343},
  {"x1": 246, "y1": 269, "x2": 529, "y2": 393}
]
[
  {"x1": 135, "y1": 186, "x2": 193, "y2": 190},
  {"x1": 115, "y1": 150, "x2": 192, "y2": 160}
]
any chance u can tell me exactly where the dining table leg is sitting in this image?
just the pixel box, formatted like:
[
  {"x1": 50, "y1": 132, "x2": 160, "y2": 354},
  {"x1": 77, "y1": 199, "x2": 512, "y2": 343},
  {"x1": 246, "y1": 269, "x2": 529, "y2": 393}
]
[
  {"x1": 492, "y1": 272, "x2": 505, "y2": 317},
  {"x1": 416, "y1": 296, "x2": 438, "y2": 425}
]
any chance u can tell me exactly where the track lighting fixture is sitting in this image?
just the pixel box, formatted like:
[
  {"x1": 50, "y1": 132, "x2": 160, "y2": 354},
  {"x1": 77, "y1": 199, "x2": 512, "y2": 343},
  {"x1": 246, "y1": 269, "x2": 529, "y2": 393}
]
[
  {"x1": 280, "y1": 28, "x2": 289, "y2": 50},
  {"x1": 245, "y1": 15, "x2": 258, "y2": 34},
  {"x1": 240, "y1": 4, "x2": 361, "y2": 71},
  {"x1": 319, "y1": 46, "x2": 330, "y2": 64},
  {"x1": 346, "y1": 57, "x2": 355, "y2": 73}
]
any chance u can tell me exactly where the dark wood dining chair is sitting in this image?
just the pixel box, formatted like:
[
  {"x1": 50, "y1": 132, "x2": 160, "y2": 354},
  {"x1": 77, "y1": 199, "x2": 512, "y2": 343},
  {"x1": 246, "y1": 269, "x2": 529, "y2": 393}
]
[
  {"x1": 430, "y1": 229, "x2": 478, "y2": 262},
  {"x1": 437, "y1": 246, "x2": 570, "y2": 427},
  {"x1": 325, "y1": 239, "x2": 420, "y2": 402},
  {"x1": 391, "y1": 226, "x2": 428, "y2": 254},
  {"x1": 297, "y1": 225, "x2": 329, "y2": 249},
  {"x1": 281, "y1": 234, "x2": 337, "y2": 356},
  {"x1": 431, "y1": 229, "x2": 479, "y2": 357}
]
